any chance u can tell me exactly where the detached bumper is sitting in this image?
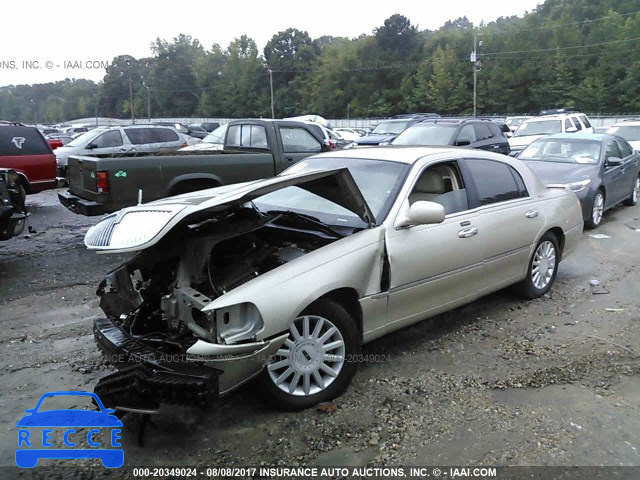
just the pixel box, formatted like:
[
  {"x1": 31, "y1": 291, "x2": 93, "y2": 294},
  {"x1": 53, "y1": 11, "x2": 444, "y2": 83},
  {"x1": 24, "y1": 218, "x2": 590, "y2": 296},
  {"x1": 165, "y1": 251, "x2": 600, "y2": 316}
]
[
  {"x1": 58, "y1": 190, "x2": 107, "y2": 216},
  {"x1": 93, "y1": 316, "x2": 287, "y2": 408}
]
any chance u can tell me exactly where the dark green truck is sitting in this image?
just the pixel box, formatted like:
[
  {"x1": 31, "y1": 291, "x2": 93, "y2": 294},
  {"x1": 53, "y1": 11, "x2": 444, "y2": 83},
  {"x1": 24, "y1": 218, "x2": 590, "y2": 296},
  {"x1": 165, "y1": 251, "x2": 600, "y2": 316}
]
[{"x1": 58, "y1": 119, "x2": 327, "y2": 215}]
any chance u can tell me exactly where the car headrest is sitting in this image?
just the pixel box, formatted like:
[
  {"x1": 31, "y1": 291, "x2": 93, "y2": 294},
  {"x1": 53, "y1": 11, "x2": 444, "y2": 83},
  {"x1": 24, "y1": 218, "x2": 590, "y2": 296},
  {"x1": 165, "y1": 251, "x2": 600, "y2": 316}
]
[{"x1": 414, "y1": 171, "x2": 445, "y2": 194}]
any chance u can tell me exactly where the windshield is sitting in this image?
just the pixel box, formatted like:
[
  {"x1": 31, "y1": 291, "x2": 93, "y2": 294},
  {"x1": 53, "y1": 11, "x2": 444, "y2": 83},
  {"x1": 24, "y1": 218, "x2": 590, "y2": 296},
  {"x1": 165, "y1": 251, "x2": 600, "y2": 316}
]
[
  {"x1": 202, "y1": 124, "x2": 228, "y2": 144},
  {"x1": 606, "y1": 125, "x2": 640, "y2": 141},
  {"x1": 254, "y1": 158, "x2": 410, "y2": 226},
  {"x1": 506, "y1": 117, "x2": 526, "y2": 127},
  {"x1": 371, "y1": 120, "x2": 411, "y2": 135},
  {"x1": 518, "y1": 138, "x2": 601, "y2": 164},
  {"x1": 392, "y1": 124, "x2": 457, "y2": 145},
  {"x1": 514, "y1": 120, "x2": 562, "y2": 137},
  {"x1": 66, "y1": 129, "x2": 104, "y2": 147}
]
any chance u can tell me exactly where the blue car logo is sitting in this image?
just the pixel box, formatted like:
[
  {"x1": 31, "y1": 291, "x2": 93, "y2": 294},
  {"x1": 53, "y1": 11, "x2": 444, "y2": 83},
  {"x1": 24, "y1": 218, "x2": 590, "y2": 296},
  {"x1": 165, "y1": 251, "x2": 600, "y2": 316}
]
[{"x1": 16, "y1": 391, "x2": 124, "y2": 468}]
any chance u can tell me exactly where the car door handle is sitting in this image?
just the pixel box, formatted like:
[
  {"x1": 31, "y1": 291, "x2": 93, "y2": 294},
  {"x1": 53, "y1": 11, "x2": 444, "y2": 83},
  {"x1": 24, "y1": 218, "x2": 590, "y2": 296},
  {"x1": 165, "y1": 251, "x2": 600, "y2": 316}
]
[
  {"x1": 525, "y1": 210, "x2": 539, "y2": 218},
  {"x1": 458, "y1": 227, "x2": 479, "y2": 238},
  {"x1": 285, "y1": 157, "x2": 294, "y2": 162}
]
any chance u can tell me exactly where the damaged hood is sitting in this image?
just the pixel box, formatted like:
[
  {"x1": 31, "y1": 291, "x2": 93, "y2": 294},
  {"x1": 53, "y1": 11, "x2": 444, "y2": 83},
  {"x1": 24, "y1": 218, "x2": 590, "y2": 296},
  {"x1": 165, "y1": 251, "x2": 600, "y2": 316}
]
[{"x1": 85, "y1": 168, "x2": 375, "y2": 253}]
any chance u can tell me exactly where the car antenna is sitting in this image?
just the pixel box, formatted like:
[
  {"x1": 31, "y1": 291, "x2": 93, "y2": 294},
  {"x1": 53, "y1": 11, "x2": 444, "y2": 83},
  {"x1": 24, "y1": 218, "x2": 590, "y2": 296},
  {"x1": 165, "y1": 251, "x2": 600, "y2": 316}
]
[{"x1": 137, "y1": 189, "x2": 143, "y2": 205}]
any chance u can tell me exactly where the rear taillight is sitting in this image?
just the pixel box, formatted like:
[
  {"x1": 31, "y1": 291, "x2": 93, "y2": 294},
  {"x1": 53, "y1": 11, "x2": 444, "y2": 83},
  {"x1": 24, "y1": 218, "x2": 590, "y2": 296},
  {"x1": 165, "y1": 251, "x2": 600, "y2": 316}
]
[{"x1": 96, "y1": 171, "x2": 109, "y2": 193}]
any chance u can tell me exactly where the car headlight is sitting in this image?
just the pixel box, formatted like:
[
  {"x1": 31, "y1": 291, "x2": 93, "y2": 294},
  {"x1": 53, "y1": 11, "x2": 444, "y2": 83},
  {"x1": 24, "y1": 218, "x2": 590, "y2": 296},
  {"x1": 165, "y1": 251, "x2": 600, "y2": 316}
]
[
  {"x1": 547, "y1": 179, "x2": 591, "y2": 192},
  {"x1": 85, "y1": 205, "x2": 185, "y2": 250}
]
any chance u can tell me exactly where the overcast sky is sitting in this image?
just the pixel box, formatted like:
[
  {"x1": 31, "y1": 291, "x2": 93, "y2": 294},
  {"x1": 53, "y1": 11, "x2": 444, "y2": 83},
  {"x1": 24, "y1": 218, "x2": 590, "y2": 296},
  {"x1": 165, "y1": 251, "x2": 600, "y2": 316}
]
[{"x1": 1, "y1": 0, "x2": 542, "y2": 86}]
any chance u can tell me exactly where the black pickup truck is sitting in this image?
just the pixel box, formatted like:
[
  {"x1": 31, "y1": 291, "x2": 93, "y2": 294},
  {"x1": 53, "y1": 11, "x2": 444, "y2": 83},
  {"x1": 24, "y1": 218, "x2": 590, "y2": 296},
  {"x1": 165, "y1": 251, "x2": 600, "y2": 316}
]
[{"x1": 58, "y1": 119, "x2": 328, "y2": 215}]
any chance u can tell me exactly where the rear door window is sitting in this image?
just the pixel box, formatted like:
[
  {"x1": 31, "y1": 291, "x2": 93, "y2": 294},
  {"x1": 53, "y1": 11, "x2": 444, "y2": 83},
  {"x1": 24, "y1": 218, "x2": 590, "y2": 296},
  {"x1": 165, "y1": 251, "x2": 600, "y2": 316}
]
[
  {"x1": 226, "y1": 124, "x2": 268, "y2": 149},
  {"x1": 580, "y1": 115, "x2": 592, "y2": 128},
  {"x1": 463, "y1": 159, "x2": 528, "y2": 206},
  {"x1": 0, "y1": 126, "x2": 52, "y2": 155},
  {"x1": 152, "y1": 128, "x2": 180, "y2": 143},
  {"x1": 124, "y1": 128, "x2": 155, "y2": 145},
  {"x1": 473, "y1": 123, "x2": 493, "y2": 140}
]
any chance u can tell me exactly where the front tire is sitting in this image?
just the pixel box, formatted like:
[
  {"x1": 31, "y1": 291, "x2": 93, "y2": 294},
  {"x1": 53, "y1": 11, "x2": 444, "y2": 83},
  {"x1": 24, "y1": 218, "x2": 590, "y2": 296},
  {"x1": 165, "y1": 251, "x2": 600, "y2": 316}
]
[
  {"x1": 256, "y1": 298, "x2": 361, "y2": 411},
  {"x1": 623, "y1": 175, "x2": 639, "y2": 206},
  {"x1": 585, "y1": 190, "x2": 605, "y2": 229},
  {"x1": 517, "y1": 232, "x2": 560, "y2": 299}
]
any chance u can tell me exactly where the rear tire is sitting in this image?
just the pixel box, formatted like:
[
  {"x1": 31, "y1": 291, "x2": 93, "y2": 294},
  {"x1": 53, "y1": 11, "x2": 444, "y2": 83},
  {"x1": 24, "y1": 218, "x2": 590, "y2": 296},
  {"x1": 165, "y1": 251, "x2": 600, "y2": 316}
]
[
  {"x1": 584, "y1": 190, "x2": 605, "y2": 229},
  {"x1": 517, "y1": 232, "x2": 560, "y2": 299},
  {"x1": 256, "y1": 298, "x2": 361, "y2": 411},
  {"x1": 623, "y1": 175, "x2": 639, "y2": 206}
]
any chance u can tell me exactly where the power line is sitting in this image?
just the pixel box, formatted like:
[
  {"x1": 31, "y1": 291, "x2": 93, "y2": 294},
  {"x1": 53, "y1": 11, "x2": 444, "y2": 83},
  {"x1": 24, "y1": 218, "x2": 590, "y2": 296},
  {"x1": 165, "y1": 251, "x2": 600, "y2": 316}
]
[
  {"x1": 482, "y1": 9, "x2": 640, "y2": 36},
  {"x1": 481, "y1": 36, "x2": 640, "y2": 56}
]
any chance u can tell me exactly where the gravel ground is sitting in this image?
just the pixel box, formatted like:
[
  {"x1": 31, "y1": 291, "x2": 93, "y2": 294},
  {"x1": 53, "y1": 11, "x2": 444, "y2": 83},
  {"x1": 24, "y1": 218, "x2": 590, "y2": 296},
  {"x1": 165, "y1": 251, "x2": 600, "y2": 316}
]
[{"x1": 1, "y1": 189, "x2": 639, "y2": 476}]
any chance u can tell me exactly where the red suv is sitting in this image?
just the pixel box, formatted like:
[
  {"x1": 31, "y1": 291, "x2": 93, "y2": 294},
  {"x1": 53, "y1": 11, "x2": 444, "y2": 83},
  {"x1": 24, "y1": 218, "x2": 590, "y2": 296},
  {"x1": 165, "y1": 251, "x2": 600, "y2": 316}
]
[{"x1": 0, "y1": 122, "x2": 57, "y2": 193}]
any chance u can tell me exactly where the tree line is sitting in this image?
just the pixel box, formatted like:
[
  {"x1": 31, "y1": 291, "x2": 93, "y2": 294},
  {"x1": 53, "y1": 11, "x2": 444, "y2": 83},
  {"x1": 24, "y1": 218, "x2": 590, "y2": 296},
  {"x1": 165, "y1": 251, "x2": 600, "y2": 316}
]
[{"x1": 1, "y1": 0, "x2": 639, "y2": 124}]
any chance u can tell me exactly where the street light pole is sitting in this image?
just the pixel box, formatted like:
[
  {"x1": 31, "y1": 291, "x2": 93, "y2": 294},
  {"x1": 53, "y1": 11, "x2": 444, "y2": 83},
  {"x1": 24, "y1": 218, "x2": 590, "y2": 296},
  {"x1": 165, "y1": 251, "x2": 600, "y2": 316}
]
[
  {"x1": 142, "y1": 83, "x2": 151, "y2": 122},
  {"x1": 471, "y1": 30, "x2": 483, "y2": 118},
  {"x1": 268, "y1": 68, "x2": 275, "y2": 118},
  {"x1": 126, "y1": 59, "x2": 135, "y2": 124},
  {"x1": 473, "y1": 31, "x2": 477, "y2": 118}
]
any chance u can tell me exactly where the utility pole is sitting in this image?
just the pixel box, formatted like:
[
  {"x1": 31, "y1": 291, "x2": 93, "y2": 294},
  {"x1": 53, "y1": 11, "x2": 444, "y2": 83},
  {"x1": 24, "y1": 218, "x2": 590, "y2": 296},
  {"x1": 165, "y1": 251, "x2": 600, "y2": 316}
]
[
  {"x1": 142, "y1": 82, "x2": 151, "y2": 122},
  {"x1": 471, "y1": 30, "x2": 482, "y2": 118},
  {"x1": 126, "y1": 59, "x2": 135, "y2": 124},
  {"x1": 473, "y1": 31, "x2": 477, "y2": 118},
  {"x1": 268, "y1": 68, "x2": 275, "y2": 118}
]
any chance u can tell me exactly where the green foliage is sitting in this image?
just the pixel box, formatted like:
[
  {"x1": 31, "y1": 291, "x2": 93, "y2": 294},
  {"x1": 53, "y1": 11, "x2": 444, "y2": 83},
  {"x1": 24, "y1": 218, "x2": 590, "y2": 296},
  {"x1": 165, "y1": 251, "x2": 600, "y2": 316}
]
[{"x1": 1, "y1": 0, "x2": 640, "y2": 122}]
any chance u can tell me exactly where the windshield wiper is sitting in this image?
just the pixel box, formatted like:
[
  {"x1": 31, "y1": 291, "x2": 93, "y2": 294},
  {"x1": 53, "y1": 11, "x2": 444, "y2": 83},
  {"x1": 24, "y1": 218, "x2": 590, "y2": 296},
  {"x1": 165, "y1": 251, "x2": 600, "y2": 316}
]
[{"x1": 265, "y1": 210, "x2": 344, "y2": 238}]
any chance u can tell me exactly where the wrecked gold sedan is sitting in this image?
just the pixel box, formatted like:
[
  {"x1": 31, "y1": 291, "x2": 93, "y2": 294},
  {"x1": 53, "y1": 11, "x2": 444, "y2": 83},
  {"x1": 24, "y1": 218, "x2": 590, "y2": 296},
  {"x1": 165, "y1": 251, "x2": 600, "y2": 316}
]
[{"x1": 86, "y1": 147, "x2": 583, "y2": 410}]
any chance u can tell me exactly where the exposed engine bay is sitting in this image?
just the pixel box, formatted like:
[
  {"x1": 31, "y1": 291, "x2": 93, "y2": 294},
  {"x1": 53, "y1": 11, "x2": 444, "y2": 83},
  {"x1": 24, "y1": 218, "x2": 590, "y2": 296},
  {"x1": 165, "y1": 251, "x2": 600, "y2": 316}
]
[{"x1": 97, "y1": 207, "x2": 343, "y2": 350}]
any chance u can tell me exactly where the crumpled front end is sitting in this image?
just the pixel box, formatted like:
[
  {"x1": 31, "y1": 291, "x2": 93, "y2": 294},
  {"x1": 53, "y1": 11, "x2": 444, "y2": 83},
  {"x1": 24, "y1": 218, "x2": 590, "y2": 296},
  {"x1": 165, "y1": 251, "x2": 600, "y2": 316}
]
[{"x1": 91, "y1": 205, "x2": 336, "y2": 409}]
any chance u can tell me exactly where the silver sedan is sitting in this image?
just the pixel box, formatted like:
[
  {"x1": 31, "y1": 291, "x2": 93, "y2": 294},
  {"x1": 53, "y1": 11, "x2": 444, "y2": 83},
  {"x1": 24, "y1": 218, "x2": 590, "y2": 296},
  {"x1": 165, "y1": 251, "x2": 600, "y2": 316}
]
[{"x1": 85, "y1": 147, "x2": 583, "y2": 411}]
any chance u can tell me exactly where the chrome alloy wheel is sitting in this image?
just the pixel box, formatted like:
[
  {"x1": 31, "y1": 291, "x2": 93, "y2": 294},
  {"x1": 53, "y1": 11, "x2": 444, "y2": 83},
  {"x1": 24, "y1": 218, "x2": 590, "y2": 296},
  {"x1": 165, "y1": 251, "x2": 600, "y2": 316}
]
[
  {"x1": 592, "y1": 192, "x2": 604, "y2": 226},
  {"x1": 531, "y1": 240, "x2": 557, "y2": 290},
  {"x1": 267, "y1": 315, "x2": 345, "y2": 396}
]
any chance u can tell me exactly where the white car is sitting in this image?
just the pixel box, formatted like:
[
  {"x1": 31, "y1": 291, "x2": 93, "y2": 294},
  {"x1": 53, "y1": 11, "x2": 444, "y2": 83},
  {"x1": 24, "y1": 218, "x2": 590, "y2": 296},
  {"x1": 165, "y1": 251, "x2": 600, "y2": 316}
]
[
  {"x1": 509, "y1": 111, "x2": 594, "y2": 156},
  {"x1": 54, "y1": 125, "x2": 187, "y2": 177},
  {"x1": 333, "y1": 128, "x2": 362, "y2": 142},
  {"x1": 605, "y1": 120, "x2": 640, "y2": 151}
]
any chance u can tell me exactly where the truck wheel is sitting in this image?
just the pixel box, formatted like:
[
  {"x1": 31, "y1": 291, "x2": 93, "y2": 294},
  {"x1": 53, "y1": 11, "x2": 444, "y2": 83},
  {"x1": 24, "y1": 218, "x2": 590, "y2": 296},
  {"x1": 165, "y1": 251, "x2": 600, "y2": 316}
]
[
  {"x1": 256, "y1": 298, "x2": 361, "y2": 411},
  {"x1": 170, "y1": 180, "x2": 219, "y2": 196}
]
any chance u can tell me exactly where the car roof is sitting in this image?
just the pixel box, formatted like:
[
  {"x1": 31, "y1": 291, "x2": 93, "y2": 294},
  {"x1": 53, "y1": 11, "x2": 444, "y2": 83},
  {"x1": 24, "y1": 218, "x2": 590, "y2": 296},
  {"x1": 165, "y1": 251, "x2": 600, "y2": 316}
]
[
  {"x1": 523, "y1": 113, "x2": 585, "y2": 122},
  {"x1": 544, "y1": 133, "x2": 611, "y2": 141},
  {"x1": 314, "y1": 145, "x2": 515, "y2": 165}
]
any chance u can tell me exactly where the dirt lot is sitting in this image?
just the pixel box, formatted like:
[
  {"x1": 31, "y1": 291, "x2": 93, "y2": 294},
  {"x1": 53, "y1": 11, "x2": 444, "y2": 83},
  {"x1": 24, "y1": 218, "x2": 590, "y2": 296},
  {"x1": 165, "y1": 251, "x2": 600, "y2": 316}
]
[{"x1": 1, "y1": 189, "x2": 639, "y2": 474}]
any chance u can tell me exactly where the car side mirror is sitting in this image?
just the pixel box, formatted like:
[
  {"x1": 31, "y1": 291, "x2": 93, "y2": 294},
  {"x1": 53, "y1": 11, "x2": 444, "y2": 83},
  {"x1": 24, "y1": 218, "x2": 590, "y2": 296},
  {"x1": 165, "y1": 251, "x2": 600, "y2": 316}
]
[
  {"x1": 566, "y1": 126, "x2": 578, "y2": 133},
  {"x1": 320, "y1": 143, "x2": 331, "y2": 152},
  {"x1": 86, "y1": 143, "x2": 96, "y2": 150},
  {"x1": 606, "y1": 156, "x2": 623, "y2": 166},
  {"x1": 455, "y1": 138, "x2": 471, "y2": 146},
  {"x1": 396, "y1": 201, "x2": 445, "y2": 228}
]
